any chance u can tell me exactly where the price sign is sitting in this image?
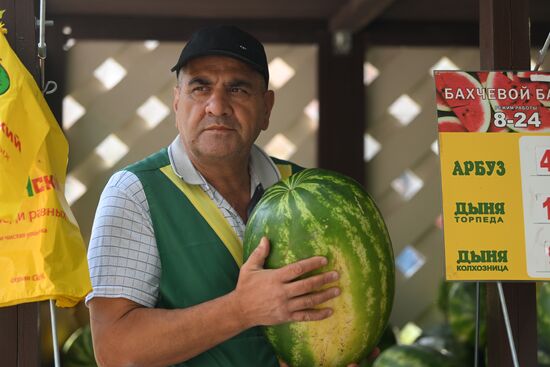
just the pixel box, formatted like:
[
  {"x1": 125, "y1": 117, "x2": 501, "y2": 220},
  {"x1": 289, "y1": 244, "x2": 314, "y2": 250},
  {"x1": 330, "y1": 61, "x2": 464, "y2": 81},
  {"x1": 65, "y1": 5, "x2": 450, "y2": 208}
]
[{"x1": 435, "y1": 71, "x2": 550, "y2": 280}]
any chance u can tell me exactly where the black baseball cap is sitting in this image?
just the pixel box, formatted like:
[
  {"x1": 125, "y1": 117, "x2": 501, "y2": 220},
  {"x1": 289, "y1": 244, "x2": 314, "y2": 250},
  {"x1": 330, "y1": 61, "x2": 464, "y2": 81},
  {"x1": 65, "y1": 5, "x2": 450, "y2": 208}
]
[{"x1": 171, "y1": 25, "x2": 269, "y2": 85}]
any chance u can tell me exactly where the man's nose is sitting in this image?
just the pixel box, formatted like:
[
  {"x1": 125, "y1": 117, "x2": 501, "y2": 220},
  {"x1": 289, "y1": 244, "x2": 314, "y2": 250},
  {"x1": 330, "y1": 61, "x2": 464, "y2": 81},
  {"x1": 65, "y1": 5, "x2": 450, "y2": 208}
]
[{"x1": 205, "y1": 88, "x2": 232, "y2": 116}]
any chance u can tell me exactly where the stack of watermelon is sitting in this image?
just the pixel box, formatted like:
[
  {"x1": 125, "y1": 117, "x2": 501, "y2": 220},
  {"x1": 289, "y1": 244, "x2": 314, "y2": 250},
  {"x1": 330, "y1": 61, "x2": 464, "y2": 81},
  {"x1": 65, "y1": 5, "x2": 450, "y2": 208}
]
[
  {"x1": 373, "y1": 344, "x2": 459, "y2": 367},
  {"x1": 373, "y1": 282, "x2": 482, "y2": 367},
  {"x1": 376, "y1": 281, "x2": 550, "y2": 367}
]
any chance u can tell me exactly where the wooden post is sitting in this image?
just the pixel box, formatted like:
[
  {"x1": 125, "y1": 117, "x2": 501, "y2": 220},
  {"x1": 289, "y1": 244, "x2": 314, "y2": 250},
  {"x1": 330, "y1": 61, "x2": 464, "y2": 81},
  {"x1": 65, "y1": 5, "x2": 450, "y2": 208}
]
[
  {"x1": 479, "y1": 1, "x2": 538, "y2": 366},
  {"x1": 0, "y1": 0, "x2": 41, "y2": 366},
  {"x1": 318, "y1": 30, "x2": 365, "y2": 185}
]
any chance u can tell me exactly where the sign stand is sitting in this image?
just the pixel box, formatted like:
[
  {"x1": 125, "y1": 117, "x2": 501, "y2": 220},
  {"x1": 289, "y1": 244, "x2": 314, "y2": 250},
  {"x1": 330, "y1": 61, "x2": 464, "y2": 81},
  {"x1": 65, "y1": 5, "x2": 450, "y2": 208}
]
[
  {"x1": 473, "y1": 282, "x2": 520, "y2": 367},
  {"x1": 534, "y1": 32, "x2": 550, "y2": 71},
  {"x1": 497, "y1": 282, "x2": 519, "y2": 367},
  {"x1": 37, "y1": 2, "x2": 61, "y2": 366},
  {"x1": 49, "y1": 300, "x2": 60, "y2": 367},
  {"x1": 474, "y1": 282, "x2": 480, "y2": 367}
]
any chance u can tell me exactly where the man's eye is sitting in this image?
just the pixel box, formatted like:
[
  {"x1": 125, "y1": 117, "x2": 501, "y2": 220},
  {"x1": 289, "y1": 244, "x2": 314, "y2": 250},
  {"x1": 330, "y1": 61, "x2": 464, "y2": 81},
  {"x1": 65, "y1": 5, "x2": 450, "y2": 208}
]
[
  {"x1": 192, "y1": 86, "x2": 209, "y2": 93},
  {"x1": 229, "y1": 87, "x2": 247, "y2": 94}
]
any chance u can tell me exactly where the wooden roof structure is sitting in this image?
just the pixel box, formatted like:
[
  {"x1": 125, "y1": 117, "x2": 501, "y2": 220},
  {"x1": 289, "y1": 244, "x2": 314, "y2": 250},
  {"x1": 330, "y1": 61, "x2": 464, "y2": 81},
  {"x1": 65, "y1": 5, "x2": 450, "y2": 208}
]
[{"x1": 0, "y1": 0, "x2": 548, "y2": 366}]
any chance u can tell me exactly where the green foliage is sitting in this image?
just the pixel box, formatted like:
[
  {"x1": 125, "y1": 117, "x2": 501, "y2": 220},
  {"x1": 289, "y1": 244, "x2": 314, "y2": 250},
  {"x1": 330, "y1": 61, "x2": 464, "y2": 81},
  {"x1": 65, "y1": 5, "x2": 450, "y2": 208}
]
[
  {"x1": 372, "y1": 344, "x2": 458, "y2": 367},
  {"x1": 62, "y1": 324, "x2": 97, "y2": 367}
]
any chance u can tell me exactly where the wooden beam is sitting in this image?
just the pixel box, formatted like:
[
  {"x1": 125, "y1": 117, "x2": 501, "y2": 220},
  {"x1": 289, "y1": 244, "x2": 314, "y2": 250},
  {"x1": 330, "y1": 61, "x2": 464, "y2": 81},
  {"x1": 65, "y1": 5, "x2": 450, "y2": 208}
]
[
  {"x1": 330, "y1": 0, "x2": 396, "y2": 33},
  {"x1": 364, "y1": 20, "x2": 550, "y2": 48},
  {"x1": 480, "y1": 0, "x2": 530, "y2": 70},
  {"x1": 54, "y1": 15, "x2": 325, "y2": 44},
  {"x1": 1, "y1": 0, "x2": 40, "y2": 80},
  {"x1": 318, "y1": 31, "x2": 365, "y2": 184},
  {"x1": 479, "y1": 1, "x2": 537, "y2": 367},
  {"x1": 16, "y1": 302, "x2": 41, "y2": 366},
  {"x1": 0, "y1": 1, "x2": 41, "y2": 367},
  {"x1": 531, "y1": 22, "x2": 550, "y2": 47},
  {"x1": 0, "y1": 306, "x2": 17, "y2": 365},
  {"x1": 365, "y1": 20, "x2": 479, "y2": 46}
]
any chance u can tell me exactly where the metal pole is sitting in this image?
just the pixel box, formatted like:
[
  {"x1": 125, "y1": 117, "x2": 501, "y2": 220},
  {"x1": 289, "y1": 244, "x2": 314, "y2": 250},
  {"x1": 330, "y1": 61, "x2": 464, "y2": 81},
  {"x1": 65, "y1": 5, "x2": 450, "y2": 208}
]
[
  {"x1": 40, "y1": 2, "x2": 60, "y2": 364},
  {"x1": 474, "y1": 282, "x2": 480, "y2": 367},
  {"x1": 49, "y1": 300, "x2": 61, "y2": 367},
  {"x1": 534, "y1": 32, "x2": 550, "y2": 71},
  {"x1": 496, "y1": 282, "x2": 520, "y2": 367},
  {"x1": 37, "y1": 0, "x2": 47, "y2": 90}
]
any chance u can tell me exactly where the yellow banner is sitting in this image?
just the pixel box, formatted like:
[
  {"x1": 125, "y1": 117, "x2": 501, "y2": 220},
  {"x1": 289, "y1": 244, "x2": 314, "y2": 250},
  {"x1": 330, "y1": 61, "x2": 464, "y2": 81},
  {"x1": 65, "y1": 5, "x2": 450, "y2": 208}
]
[{"x1": 0, "y1": 24, "x2": 91, "y2": 307}]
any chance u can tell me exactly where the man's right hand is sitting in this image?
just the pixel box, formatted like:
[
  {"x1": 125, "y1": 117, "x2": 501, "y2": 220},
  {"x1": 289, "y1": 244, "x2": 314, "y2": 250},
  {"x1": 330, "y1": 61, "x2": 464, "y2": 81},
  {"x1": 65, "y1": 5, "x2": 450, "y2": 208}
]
[{"x1": 233, "y1": 236, "x2": 341, "y2": 328}]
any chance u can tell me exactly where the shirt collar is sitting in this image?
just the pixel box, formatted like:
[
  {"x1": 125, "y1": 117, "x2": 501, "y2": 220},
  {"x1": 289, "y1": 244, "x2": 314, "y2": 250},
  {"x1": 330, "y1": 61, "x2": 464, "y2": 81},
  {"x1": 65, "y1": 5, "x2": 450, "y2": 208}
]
[{"x1": 167, "y1": 137, "x2": 282, "y2": 191}]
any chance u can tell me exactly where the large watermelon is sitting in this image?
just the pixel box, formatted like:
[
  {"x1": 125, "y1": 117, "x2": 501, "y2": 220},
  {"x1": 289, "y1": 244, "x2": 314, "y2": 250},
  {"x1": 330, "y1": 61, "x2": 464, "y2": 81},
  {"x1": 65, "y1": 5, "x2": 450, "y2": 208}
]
[
  {"x1": 243, "y1": 168, "x2": 395, "y2": 367},
  {"x1": 372, "y1": 344, "x2": 458, "y2": 367},
  {"x1": 359, "y1": 325, "x2": 397, "y2": 367}
]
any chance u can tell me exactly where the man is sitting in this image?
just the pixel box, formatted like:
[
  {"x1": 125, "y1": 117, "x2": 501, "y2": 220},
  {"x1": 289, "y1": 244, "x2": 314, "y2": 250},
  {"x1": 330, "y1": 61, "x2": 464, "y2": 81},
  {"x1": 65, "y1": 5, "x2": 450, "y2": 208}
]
[{"x1": 87, "y1": 25, "x2": 362, "y2": 366}]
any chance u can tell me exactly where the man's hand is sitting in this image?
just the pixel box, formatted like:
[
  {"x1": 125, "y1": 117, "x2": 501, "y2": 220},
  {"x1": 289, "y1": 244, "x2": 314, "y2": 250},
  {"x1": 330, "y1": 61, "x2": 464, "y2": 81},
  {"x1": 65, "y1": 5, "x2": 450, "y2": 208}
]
[{"x1": 234, "y1": 237, "x2": 340, "y2": 328}]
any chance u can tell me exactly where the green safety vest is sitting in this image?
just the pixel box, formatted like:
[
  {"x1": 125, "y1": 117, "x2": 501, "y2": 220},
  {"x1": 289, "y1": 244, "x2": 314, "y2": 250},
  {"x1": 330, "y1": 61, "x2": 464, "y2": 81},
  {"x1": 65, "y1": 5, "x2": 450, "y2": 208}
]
[{"x1": 125, "y1": 148, "x2": 301, "y2": 367}]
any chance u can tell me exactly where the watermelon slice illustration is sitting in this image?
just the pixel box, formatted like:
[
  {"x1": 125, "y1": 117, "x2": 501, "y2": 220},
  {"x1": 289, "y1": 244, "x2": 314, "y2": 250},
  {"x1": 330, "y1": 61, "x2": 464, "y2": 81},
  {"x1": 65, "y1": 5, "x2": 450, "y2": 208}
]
[
  {"x1": 511, "y1": 72, "x2": 550, "y2": 107},
  {"x1": 438, "y1": 116, "x2": 468, "y2": 132},
  {"x1": 477, "y1": 71, "x2": 489, "y2": 87},
  {"x1": 435, "y1": 71, "x2": 491, "y2": 132},
  {"x1": 486, "y1": 72, "x2": 550, "y2": 132},
  {"x1": 436, "y1": 91, "x2": 451, "y2": 112}
]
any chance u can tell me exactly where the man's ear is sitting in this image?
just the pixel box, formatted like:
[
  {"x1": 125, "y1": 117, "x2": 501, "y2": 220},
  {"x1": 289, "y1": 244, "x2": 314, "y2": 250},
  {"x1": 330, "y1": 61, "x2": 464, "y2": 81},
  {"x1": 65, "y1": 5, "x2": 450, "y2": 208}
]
[
  {"x1": 173, "y1": 87, "x2": 180, "y2": 113},
  {"x1": 262, "y1": 90, "x2": 275, "y2": 130}
]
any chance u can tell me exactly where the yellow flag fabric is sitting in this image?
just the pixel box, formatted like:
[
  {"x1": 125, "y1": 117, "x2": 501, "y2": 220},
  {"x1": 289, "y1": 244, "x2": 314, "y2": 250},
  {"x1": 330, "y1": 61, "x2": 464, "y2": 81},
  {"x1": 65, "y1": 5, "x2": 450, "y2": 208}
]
[{"x1": 0, "y1": 25, "x2": 91, "y2": 307}]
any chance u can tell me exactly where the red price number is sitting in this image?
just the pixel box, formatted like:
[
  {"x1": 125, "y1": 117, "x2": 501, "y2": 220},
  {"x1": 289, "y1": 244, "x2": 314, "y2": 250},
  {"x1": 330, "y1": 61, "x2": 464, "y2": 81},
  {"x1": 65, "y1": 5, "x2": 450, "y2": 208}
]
[
  {"x1": 544, "y1": 197, "x2": 550, "y2": 221},
  {"x1": 541, "y1": 149, "x2": 550, "y2": 172}
]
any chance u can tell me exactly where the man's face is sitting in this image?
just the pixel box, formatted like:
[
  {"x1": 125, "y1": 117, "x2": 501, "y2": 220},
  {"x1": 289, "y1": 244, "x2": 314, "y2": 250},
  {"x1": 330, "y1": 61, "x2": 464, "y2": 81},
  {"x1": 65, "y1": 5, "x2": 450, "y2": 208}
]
[{"x1": 173, "y1": 55, "x2": 274, "y2": 164}]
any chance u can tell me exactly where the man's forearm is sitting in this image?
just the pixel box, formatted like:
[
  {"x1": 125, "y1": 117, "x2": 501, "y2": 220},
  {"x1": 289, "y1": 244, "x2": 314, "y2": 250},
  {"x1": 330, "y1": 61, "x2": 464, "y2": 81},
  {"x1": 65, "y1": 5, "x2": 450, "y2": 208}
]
[
  {"x1": 91, "y1": 239, "x2": 341, "y2": 367},
  {"x1": 90, "y1": 292, "x2": 246, "y2": 367}
]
